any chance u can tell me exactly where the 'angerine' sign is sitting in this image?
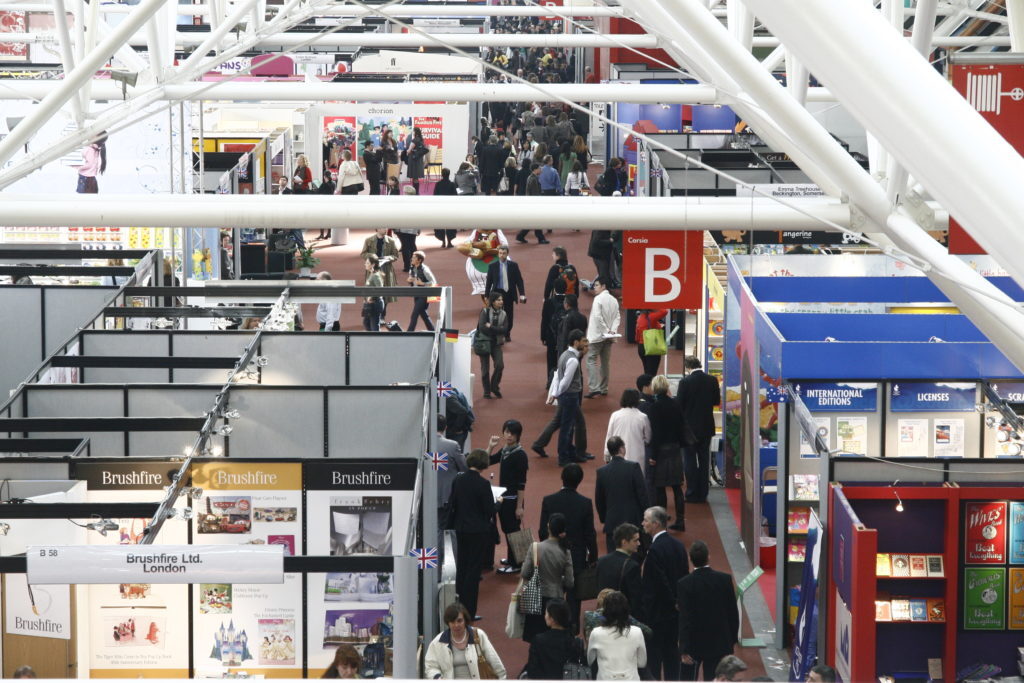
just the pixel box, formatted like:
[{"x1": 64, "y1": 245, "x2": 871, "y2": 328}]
[{"x1": 27, "y1": 545, "x2": 283, "y2": 585}]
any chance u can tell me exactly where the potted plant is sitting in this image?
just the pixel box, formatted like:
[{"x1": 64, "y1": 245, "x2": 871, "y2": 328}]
[{"x1": 296, "y1": 242, "x2": 322, "y2": 277}]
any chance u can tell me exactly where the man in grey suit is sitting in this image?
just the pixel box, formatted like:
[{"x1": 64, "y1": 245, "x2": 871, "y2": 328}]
[{"x1": 435, "y1": 414, "x2": 467, "y2": 559}]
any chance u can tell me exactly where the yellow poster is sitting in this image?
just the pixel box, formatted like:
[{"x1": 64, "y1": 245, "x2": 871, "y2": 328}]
[{"x1": 1010, "y1": 568, "x2": 1024, "y2": 629}]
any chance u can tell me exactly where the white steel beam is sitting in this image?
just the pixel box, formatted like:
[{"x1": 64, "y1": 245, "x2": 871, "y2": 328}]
[
  {"x1": 745, "y1": 0, "x2": 1024, "y2": 297},
  {"x1": 0, "y1": 0, "x2": 168, "y2": 168},
  {"x1": 0, "y1": 80, "x2": 837, "y2": 103},
  {"x1": 1008, "y1": 0, "x2": 1024, "y2": 51},
  {"x1": 49, "y1": 0, "x2": 83, "y2": 126},
  {"x1": 0, "y1": 195, "x2": 884, "y2": 231}
]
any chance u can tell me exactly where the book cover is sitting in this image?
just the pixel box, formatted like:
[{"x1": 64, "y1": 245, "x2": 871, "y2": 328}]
[
  {"x1": 876, "y1": 553, "x2": 891, "y2": 577},
  {"x1": 964, "y1": 567, "x2": 1006, "y2": 629},
  {"x1": 875, "y1": 600, "x2": 892, "y2": 622},
  {"x1": 965, "y1": 501, "x2": 1007, "y2": 564},
  {"x1": 788, "y1": 539, "x2": 807, "y2": 563},
  {"x1": 891, "y1": 554, "x2": 911, "y2": 577},
  {"x1": 790, "y1": 474, "x2": 820, "y2": 501},
  {"x1": 708, "y1": 319, "x2": 724, "y2": 337},
  {"x1": 909, "y1": 599, "x2": 929, "y2": 622},
  {"x1": 926, "y1": 554, "x2": 945, "y2": 578},
  {"x1": 788, "y1": 507, "x2": 810, "y2": 534},
  {"x1": 1010, "y1": 501, "x2": 1024, "y2": 565},
  {"x1": 909, "y1": 555, "x2": 928, "y2": 578},
  {"x1": 1009, "y1": 568, "x2": 1024, "y2": 630},
  {"x1": 891, "y1": 599, "x2": 912, "y2": 621},
  {"x1": 926, "y1": 598, "x2": 946, "y2": 622}
]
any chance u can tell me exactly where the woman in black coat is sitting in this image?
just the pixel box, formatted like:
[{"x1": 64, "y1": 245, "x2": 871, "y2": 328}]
[
  {"x1": 525, "y1": 599, "x2": 578, "y2": 679},
  {"x1": 647, "y1": 375, "x2": 687, "y2": 531}
]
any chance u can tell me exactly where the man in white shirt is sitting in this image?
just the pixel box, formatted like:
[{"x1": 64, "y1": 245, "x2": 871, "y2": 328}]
[{"x1": 585, "y1": 278, "x2": 621, "y2": 398}]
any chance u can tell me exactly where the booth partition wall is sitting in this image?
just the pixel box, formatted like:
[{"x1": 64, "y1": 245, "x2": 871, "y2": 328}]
[{"x1": 0, "y1": 278, "x2": 452, "y2": 678}]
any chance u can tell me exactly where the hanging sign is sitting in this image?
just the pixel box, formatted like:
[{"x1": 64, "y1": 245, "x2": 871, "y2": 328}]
[
  {"x1": 889, "y1": 382, "x2": 976, "y2": 412},
  {"x1": 793, "y1": 382, "x2": 877, "y2": 412},
  {"x1": 964, "y1": 567, "x2": 1006, "y2": 630},
  {"x1": 990, "y1": 381, "x2": 1024, "y2": 403},
  {"x1": 965, "y1": 501, "x2": 1007, "y2": 564},
  {"x1": 621, "y1": 230, "x2": 704, "y2": 309},
  {"x1": 27, "y1": 545, "x2": 284, "y2": 585},
  {"x1": 1010, "y1": 502, "x2": 1024, "y2": 565}
]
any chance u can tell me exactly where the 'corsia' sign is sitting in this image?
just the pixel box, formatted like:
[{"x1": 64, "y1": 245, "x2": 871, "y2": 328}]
[
  {"x1": 27, "y1": 545, "x2": 283, "y2": 585},
  {"x1": 795, "y1": 383, "x2": 877, "y2": 412},
  {"x1": 889, "y1": 382, "x2": 977, "y2": 412}
]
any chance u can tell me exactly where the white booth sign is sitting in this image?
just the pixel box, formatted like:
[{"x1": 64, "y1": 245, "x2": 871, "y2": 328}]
[{"x1": 27, "y1": 545, "x2": 284, "y2": 585}]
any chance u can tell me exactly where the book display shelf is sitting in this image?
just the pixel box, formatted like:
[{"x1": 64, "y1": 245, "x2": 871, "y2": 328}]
[{"x1": 827, "y1": 484, "x2": 1024, "y2": 682}]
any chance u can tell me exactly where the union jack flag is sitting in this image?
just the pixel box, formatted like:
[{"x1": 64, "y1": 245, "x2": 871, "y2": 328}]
[
  {"x1": 437, "y1": 381, "x2": 456, "y2": 398},
  {"x1": 426, "y1": 452, "x2": 449, "y2": 472},
  {"x1": 409, "y1": 546, "x2": 439, "y2": 570}
]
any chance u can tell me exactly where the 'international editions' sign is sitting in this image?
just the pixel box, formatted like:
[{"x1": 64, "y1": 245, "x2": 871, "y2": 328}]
[
  {"x1": 889, "y1": 382, "x2": 977, "y2": 412},
  {"x1": 27, "y1": 545, "x2": 283, "y2": 585},
  {"x1": 795, "y1": 383, "x2": 877, "y2": 412}
]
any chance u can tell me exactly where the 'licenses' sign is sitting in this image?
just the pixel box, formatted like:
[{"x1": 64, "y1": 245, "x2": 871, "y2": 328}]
[
  {"x1": 889, "y1": 382, "x2": 976, "y2": 412},
  {"x1": 27, "y1": 545, "x2": 283, "y2": 585}
]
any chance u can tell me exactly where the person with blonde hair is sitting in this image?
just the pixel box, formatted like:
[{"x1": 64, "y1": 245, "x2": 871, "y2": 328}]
[
  {"x1": 586, "y1": 591, "x2": 646, "y2": 680},
  {"x1": 293, "y1": 154, "x2": 313, "y2": 192},
  {"x1": 648, "y1": 376, "x2": 687, "y2": 531},
  {"x1": 337, "y1": 149, "x2": 364, "y2": 195}
]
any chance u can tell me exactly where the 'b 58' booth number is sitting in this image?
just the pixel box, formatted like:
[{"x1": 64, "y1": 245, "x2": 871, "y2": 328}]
[{"x1": 39, "y1": 548, "x2": 57, "y2": 557}]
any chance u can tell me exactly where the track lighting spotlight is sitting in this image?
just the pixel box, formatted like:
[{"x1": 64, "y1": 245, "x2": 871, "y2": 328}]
[{"x1": 217, "y1": 425, "x2": 233, "y2": 436}]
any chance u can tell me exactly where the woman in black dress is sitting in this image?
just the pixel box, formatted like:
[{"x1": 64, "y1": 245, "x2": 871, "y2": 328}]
[{"x1": 648, "y1": 374, "x2": 686, "y2": 531}]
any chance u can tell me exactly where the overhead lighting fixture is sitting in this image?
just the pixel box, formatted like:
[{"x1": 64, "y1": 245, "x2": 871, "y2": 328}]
[
  {"x1": 892, "y1": 480, "x2": 904, "y2": 513},
  {"x1": 86, "y1": 517, "x2": 120, "y2": 536},
  {"x1": 217, "y1": 425, "x2": 233, "y2": 436}
]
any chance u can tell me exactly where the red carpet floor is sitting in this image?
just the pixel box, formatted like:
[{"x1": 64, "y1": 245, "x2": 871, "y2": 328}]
[{"x1": 301, "y1": 225, "x2": 767, "y2": 680}]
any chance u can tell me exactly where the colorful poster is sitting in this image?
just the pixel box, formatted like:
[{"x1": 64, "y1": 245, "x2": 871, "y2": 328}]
[
  {"x1": 0, "y1": 11, "x2": 28, "y2": 61},
  {"x1": 77, "y1": 461, "x2": 190, "y2": 677},
  {"x1": 413, "y1": 116, "x2": 443, "y2": 164},
  {"x1": 1010, "y1": 502, "x2": 1024, "y2": 565},
  {"x1": 889, "y1": 382, "x2": 977, "y2": 412},
  {"x1": 1010, "y1": 568, "x2": 1024, "y2": 630},
  {"x1": 896, "y1": 418, "x2": 929, "y2": 458},
  {"x1": 191, "y1": 462, "x2": 303, "y2": 677},
  {"x1": 933, "y1": 418, "x2": 965, "y2": 458},
  {"x1": 323, "y1": 116, "x2": 358, "y2": 167},
  {"x1": 964, "y1": 567, "x2": 1006, "y2": 630},
  {"x1": 794, "y1": 383, "x2": 878, "y2": 412},
  {"x1": 965, "y1": 501, "x2": 1008, "y2": 564},
  {"x1": 835, "y1": 416, "x2": 867, "y2": 456},
  {"x1": 307, "y1": 570, "x2": 396, "y2": 677}
]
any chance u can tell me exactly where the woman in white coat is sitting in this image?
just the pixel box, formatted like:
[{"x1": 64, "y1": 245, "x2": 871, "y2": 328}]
[
  {"x1": 587, "y1": 591, "x2": 646, "y2": 680},
  {"x1": 604, "y1": 389, "x2": 651, "y2": 467},
  {"x1": 425, "y1": 603, "x2": 507, "y2": 680}
]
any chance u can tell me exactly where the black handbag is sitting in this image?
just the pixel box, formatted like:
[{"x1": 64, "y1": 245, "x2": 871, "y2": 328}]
[
  {"x1": 573, "y1": 565, "x2": 598, "y2": 601},
  {"x1": 473, "y1": 334, "x2": 493, "y2": 356}
]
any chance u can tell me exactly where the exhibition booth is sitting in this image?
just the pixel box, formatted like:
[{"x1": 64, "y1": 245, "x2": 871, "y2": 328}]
[
  {"x1": 0, "y1": 265, "x2": 458, "y2": 678},
  {"x1": 723, "y1": 254, "x2": 1024, "y2": 678}
]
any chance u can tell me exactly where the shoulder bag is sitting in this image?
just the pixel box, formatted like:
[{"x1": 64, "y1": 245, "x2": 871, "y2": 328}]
[
  {"x1": 573, "y1": 563, "x2": 598, "y2": 602},
  {"x1": 505, "y1": 589, "x2": 525, "y2": 639},
  {"x1": 642, "y1": 327, "x2": 668, "y2": 356},
  {"x1": 472, "y1": 331, "x2": 492, "y2": 356},
  {"x1": 518, "y1": 542, "x2": 543, "y2": 615},
  {"x1": 474, "y1": 638, "x2": 499, "y2": 680},
  {"x1": 561, "y1": 637, "x2": 592, "y2": 680}
]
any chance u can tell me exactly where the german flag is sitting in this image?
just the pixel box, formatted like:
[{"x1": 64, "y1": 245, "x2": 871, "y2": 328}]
[{"x1": 442, "y1": 329, "x2": 459, "y2": 343}]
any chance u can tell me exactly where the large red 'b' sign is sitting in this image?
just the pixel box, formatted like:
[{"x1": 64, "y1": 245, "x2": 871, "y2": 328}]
[{"x1": 621, "y1": 231, "x2": 704, "y2": 310}]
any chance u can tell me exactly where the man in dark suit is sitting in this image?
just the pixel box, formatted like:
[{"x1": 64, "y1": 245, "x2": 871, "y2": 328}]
[
  {"x1": 485, "y1": 245, "x2": 526, "y2": 339},
  {"x1": 362, "y1": 139, "x2": 382, "y2": 195},
  {"x1": 677, "y1": 356, "x2": 722, "y2": 503},
  {"x1": 448, "y1": 449, "x2": 498, "y2": 620},
  {"x1": 677, "y1": 540, "x2": 739, "y2": 681},
  {"x1": 595, "y1": 436, "x2": 648, "y2": 553},
  {"x1": 539, "y1": 464, "x2": 599, "y2": 631},
  {"x1": 641, "y1": 506, "x2": 689, "y2": 681},
  {"x1": 596, "y1": 522, "x2": 643, "y2": 619}
]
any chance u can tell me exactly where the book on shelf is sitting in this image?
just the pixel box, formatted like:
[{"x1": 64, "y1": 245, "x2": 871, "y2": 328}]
[
  {"x1": 926, "y1": 598, "x2": 946, "y2": 622},
  {"x1": 875, "y1": 600, "x2": 892, "y2": 622},
  {"x1": 708, "y1": 319, "x2": 724, "y2": 337},
  {"x1": 891, "y1": 554, "x2": 911, "y2": 577},
  {"x1": 891, "y1": 599, "x2": 912, "y2": 621},
  {"x1": 926, "y1": 554, "x2": 944, "y2": 578},
  {"x1": 790, "y1": 474, "x2": 820, "y2": 501},
  {"x1": 909, "y1": 555, "x2": 928, "y2": 578},
  {"x1": 787, "y1": 539, "x2": 807, "y2": 563},
  {"x1": 876, "y1": 553, "x2": 891, "y2": 577},
  {"x1": 909, "y1": 599, "x2": 929, "y2": 622},
  {"x1": 787, "y1": 507, "x2": 810, "y2": 534}
]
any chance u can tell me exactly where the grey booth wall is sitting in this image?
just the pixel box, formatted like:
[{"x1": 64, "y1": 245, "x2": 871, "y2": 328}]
[{"x1": 0, "y1": 286, "x2": 119, "y2": 395}]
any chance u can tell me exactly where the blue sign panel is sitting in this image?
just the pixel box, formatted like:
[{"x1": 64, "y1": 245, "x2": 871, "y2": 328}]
[
  {"x1": 991, "y1": 381, "x2": 1024, "y2": 403},
  {"x1": 794, "y1": 382, "x2": 877, "y2": 412},
  {"x1": 889, "y1": 382, "x2": 977, "y2": 412}
]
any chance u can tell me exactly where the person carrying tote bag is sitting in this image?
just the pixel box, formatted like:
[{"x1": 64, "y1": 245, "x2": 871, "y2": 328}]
[
  {"x1": 634, "y1": 309, "x2": 668, "y2": 377},
  {"x1": 519, "y1": 514, "x2": 574, "y2": 643},
  {"x1": 475, "y1": 292, "x2": 508, "y2": 400}
]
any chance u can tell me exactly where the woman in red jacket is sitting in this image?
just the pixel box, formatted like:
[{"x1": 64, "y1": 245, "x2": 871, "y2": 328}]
[{"x1": 635, "y1": 309, "x2": 668, "y2": 376}]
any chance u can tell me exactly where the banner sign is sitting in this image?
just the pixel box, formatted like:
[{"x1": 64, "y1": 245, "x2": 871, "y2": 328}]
[
  {"x1": 621, "y1": 230, "x2": 704, "y2": 309},
  {"x1": 965, "y1": 501, "x2": 1007, "y2": 564},
  {"x1": 709, "y1": 229, "x2": 864, "y2": 246},
  {"x1": 794, "y1": 382, "x2": 877, "y2": 412},
  {"x1": 28, "y1": 545, "x2": 284, "y2": 585},
  {"x1": 889, "y1": 382, "x2": 976, "y2": 412},
  {"x1": 304, "y1": 461, "x2": 418, "y2": 491},
  {"x1": 991, "y1": 381, "x2": 1024, "y2": 403},
  {"x1": 4, "y1": 575, "x2": 71, "y2": 639}
]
